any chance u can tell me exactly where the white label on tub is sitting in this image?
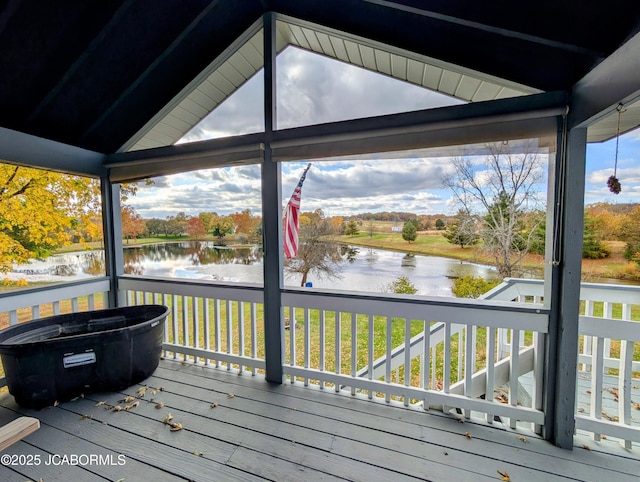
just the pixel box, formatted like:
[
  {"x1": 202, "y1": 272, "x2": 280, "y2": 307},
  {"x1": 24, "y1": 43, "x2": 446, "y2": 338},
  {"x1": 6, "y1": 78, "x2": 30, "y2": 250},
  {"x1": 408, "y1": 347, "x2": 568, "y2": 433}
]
[
  {"x1": 151, "y1": 320, "x2": 159, "y2": 327},
  {"x1": 63, "y1": 352, "x2": 96, "y2": 368}
]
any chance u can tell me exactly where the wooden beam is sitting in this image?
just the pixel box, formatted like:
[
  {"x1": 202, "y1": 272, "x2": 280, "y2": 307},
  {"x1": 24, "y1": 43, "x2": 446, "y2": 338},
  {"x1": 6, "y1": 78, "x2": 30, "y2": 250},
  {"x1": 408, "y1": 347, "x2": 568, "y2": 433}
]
[
  {"x1": 0, "y1": 126, "x2": 106, "y2": 177},
  {"x1": 0, "y1": 417, "x2": 40, "y2": 451},
  {"x1": 570, "y1": 30, "x2": 640, "y2": 128}
]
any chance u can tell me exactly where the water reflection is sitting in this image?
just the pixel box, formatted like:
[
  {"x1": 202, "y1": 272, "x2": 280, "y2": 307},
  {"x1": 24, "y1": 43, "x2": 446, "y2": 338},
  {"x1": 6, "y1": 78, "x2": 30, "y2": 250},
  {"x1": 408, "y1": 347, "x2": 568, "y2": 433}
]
[{"x1": 13, "y1": 241, "x2": 503, "y2": 296}]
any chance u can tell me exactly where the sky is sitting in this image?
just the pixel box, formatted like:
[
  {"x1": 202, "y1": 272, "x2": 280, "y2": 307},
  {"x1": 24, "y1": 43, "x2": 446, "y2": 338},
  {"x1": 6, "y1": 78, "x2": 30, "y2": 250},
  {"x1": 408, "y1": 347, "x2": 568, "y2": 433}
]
[{"x1": 128, "y1": 46, "x2": 640, "y2": 219}]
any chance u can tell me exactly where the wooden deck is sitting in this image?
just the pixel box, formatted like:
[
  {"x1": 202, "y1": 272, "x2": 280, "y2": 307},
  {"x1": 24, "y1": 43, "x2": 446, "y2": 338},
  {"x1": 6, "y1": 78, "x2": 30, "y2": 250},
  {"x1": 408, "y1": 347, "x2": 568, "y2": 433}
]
[{"x1": 0, "y1": 360, "x2": 637, "y2": 482}]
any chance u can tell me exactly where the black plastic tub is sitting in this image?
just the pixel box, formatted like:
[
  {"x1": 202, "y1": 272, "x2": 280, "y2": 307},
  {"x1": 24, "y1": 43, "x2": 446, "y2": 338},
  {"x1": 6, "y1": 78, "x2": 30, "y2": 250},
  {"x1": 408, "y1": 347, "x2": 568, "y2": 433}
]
[{"x1": 0, "y1": 304, "x2": 169, "y2": 409}]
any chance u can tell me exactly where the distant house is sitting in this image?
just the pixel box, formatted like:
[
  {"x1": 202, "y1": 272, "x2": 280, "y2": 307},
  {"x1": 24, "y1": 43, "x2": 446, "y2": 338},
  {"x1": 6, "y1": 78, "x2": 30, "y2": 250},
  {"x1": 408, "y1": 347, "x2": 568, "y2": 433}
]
[{"x1": 391, "y1": 226, "x2": 402, "y2": 232}]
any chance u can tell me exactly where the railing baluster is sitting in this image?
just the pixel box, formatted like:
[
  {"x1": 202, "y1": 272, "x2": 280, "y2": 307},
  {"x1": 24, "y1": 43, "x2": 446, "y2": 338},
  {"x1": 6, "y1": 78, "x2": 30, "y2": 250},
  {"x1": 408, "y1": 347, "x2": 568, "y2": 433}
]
[
  {"x1": 88, "y1": 294, "x2": 95, "y2": 311},
  {"x1": 404, "y1": 317, "x2": 411, "y2": 406},
  {"x1": 304, "y1": 307, "x2": 310, "y2": 387},
  {"x1": 430, "y1": 345, "x2": 436, "y2": 391},
  {"x1": 53, "y1": 301, "x2": 60, "y2": 315},
  {"x1": 71, "y1": 297, "x2": 79, "y2": 313},
  {"x1": 214, "y1": 299, "x2": 221, "y2": 367},
  {"x1": 319, "y1": 309, "x2": 326, "y2": 389},
  {"x1": 486, "y1": 326, "x2": 496, "y2": 424},
  {"x1": 290, "y1": 306, "x2": 296, "y2": 383},
  {"x1": 464, "y1": 323, "x2": 473, "y2": 418},
  {"x1": 443, "y1": 323, "x2": 451, "y2": 394},
  {"x1": 457, "y1": 326, "x2": 464, "y2": 382},
  {"x1": 250, "y1": 302, "x2": 257, "y2": 375},
  {"x1": 162, "y1": 293, "x2": 169, "y2": 357},
  {"x1": 171, "y1": 294, "x2": 179, "y2": 358},
  {"x1": 368, "y1": 314, "x2": 374, "y2": 399},
  {"x1": 192, "y1": 297, "x2": 200, "y2": 362},
  {"x1": 509, "y1": 328, "x2": 520, "y2": 429},
  {"x1": 226, "y1": 299, "x2": 233, "y2": 369},
  {"x1": 385, "y1": 315, "x2": 391, "y2": 402},
  {"x1": 203, "y1": 298, "x2": 210, "y2": 365},
  {"x1": 351, "y1": 312, "x2": 357, "y2": 396},
  {"x1": 590, "y1": 336, "x2": 605, "y2": 441},
  {"x1": 238, "y1": 301, "x2": 245, "y2": 374},
  {"x1": 618, "y1": 339, "x2": 633, "y2": 450},
  {"x1": 181, "y1": 295, "x2": 189, "y2": 362},
  {"x1": 31, "y1": 305, "x2": 40, "y2": 320},
  {"x1": 335, "y1": 311, "x2": 341, "y2": 392},
  {"x1": 422, "y1": 320, "x2": 430, "y2": 410},
  {"x1": 532, "y1": 332, "x2": 545, "y2": 434}
]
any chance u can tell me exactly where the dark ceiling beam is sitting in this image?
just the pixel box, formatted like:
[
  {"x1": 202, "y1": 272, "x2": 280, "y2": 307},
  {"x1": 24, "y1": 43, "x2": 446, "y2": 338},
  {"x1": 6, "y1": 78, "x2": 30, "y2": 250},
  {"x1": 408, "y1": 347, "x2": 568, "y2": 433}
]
[
  {"x1": 362, "y1": 0, "x2": 601, "y2": 57},
  {"x1": 0, "y1": 127, "x2": 106, "y2": 177},
  {"x1": 79, "y1": 1, "x2": 223, "y2": 144},
  {"x1": 569, "y1": 30, "x2": 640, "y2": 129},
  {"x1": 26, "y1": 1, "x2": 136, "y2": 125}
]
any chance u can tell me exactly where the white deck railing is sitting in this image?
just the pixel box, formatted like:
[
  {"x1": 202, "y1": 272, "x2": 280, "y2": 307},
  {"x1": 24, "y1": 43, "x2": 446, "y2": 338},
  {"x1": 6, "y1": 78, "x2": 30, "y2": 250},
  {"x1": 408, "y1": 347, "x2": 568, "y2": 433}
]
[
  {"x1": 281, "y1": 288, "x2": 548, "y2": 429},
  {"x1": 0, "y1": 277, "x2": 111, "y2": 387},
  {"x1": 118, "y1": 276, "x2": 265, "y2": 374},
  {"x1": 1, "y1": 274, "x2": 636, "y2": 449},
  {"x1": 487, "y1": 279, "x2": 640, "y2": 448}
]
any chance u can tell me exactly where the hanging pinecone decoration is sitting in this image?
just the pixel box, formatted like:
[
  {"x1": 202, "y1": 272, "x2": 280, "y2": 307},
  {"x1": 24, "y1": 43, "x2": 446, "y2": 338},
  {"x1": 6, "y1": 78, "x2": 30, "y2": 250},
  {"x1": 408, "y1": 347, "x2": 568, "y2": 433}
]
[
  {"x1": 607, "y1": 175, "x2": 621, "y2": 194},
  {"x1": 607, "y1": 104, "x2": 624, "y2": 195}
]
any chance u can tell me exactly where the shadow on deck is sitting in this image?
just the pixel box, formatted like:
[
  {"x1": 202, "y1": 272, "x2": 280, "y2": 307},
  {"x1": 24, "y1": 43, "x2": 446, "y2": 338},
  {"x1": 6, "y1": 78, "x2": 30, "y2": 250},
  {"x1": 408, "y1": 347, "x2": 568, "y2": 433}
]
[{"x1": 0, "y1": 359, "x2": 638, "y2": 482}]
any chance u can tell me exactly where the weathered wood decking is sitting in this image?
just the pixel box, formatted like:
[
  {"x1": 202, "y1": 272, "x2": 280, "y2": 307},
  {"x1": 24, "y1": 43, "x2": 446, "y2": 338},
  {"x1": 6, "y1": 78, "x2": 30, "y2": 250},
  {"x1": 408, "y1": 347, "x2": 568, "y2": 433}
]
[{"x1": 0, "y1": 359, "x2": 637, "y2": 482}]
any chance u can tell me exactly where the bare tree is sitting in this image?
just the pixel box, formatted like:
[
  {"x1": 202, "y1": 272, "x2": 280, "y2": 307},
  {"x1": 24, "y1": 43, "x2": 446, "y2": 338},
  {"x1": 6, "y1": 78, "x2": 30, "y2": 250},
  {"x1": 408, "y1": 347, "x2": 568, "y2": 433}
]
[
  {"x1": 442, "y1": 142, "x2": 544, "y2": 277},
  {"x1": 285, "y1": 210, "x2": 343, "y2": 287}
]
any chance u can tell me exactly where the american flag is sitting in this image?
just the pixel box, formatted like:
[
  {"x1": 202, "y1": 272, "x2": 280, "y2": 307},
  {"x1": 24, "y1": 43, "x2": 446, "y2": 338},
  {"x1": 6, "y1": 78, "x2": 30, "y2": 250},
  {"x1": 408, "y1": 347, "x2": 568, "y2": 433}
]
[{"x1": 283, "y1": 163, "x2": 311, "y2": 259}]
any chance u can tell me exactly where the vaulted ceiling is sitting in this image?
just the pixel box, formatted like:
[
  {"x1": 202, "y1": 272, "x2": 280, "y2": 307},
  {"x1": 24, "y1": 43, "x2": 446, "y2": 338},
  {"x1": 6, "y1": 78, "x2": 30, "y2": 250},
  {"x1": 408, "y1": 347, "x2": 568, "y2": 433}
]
[{"x1": 1, "y1": 0, "x2": 640, "y2": 154}]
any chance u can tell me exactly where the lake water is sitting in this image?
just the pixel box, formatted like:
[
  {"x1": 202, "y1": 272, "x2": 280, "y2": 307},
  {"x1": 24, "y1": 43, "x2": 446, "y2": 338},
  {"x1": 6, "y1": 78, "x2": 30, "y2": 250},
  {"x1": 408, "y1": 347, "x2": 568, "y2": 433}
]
[{"x1": 7, "y1": 241, "x2": 502, "y2": 297}]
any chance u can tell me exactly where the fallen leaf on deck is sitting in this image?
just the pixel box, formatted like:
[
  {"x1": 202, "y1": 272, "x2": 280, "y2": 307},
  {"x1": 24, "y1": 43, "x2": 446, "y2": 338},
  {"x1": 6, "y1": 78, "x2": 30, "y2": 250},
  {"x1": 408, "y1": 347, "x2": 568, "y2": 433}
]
[
  {"x1": 577, "y1": 407, "x2": 585, "y2": 412},
  {"x1": 155, "y1": 402, "x2": 165, "y2": 409},
  {"x1": 495, "y1": 394, "x2": 509, "y2": 404},
  {"x1": 583, "y1": 444, "x2": 591, "y2": 451},
  {"x1": 210, "y1": 402, "x2": 218, "y2": 408},
  {"x1": 170, "y1": 422, "x2": 183, "y2": 431},
  {"x1": 112, "y1": 405, "x2": 123, "y2": 412},
  {"x1": 464, "y1": 432, "x2": 471, "y2": 439},
  {"x1": 181, "y1": 360, "x2": 187, "y2": 365},
  {"x1": 136, "y1": 386, "x2": 148, "y2": 398},
  {"x1": 601, "y1": 435, "x2": 607, "y2": 439},
  {"x1": 116, "y1": 478, "x2": 125, "y2": 482},
  {"x1": 518, "y1": 435, "x2": 527, "y2": 443},
  {"x1": 122, "y1": 396, "x2": 134, "y2": 403},
  {"x1": 53, "y1": 400, "x2": 59, "y2": 407},
  {"x1": 80, "y1": 414, "x2": 93, "y2": 420},
  {"x1": 192, "y1": 451, "x2": 203, "y2": 457},
  {"x1": 456, "y1": 418, "x2": 464, "y2": 423},
  {"x1": 95, "y1": 401, "x2": 106, "y2": 407},
  {"x1": 227, "y1": 393, "x2": 235, "y2": 399},
  {"x1": 497, "y1": 469, "x2": 510, "y2": 481},
  {"x1": 124, "y1": 401, "x2": 139, "y2": 411},
  {"x1": 163, "y1": 413, "x2": 174, "y2": 425},
  {"x1": 586, "y1": 390, "x2": 591, "y2": 394},
  {"x1": 632, "y1": 403, "x2": 640, "y2": 410},
  {"x1": 151, "y1": 388, "x2": 159, "y2": 396}
]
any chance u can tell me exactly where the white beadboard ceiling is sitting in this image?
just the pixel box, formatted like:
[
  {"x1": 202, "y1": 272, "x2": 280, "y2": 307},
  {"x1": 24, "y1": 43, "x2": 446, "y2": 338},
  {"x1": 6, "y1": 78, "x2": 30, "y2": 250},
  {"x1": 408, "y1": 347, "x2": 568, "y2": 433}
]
[{"x1": 123, "y1": 18, "x2": 545, "y2": 152}]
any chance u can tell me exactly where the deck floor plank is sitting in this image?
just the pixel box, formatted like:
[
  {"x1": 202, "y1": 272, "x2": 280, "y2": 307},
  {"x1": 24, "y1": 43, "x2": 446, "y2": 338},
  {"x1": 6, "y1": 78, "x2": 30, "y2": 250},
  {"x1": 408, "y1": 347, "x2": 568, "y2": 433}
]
[
  {"x1": 0, "y1": 405, "x2": 179, "y2": 482},
  {"x1": 0, "y1": 359, "x2": 637, "y2": 482},
  {"x1": 153, "y1": 365, "x2": 639, "y2": 480},
  {"x1": 142, "y1": 372, "x2": 575, "y2": 481}
]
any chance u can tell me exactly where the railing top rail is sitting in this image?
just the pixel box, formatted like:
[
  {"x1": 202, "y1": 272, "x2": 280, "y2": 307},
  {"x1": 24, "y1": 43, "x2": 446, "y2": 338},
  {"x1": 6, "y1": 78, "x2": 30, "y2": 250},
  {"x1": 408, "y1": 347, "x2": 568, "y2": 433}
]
[
  {"x1": 485, "y1": 278, "x2": 640, "y2": 304},
  {"x1": 118, "y1": 275, "x2": 264, "y2": 302},
  {"x1": 0, "y1": 277, "x2": 110, "y2": 312},
  {"x1": 282, "y1": 288, "x2": 548, "y2": 332}
]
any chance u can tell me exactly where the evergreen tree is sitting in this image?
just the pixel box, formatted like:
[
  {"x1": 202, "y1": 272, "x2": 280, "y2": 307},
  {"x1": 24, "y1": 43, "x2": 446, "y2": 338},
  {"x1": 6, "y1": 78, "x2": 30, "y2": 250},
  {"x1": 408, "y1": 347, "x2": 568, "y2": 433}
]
[{"x1": 402, "y1": 221, "x2": 417, "y2": 242}]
